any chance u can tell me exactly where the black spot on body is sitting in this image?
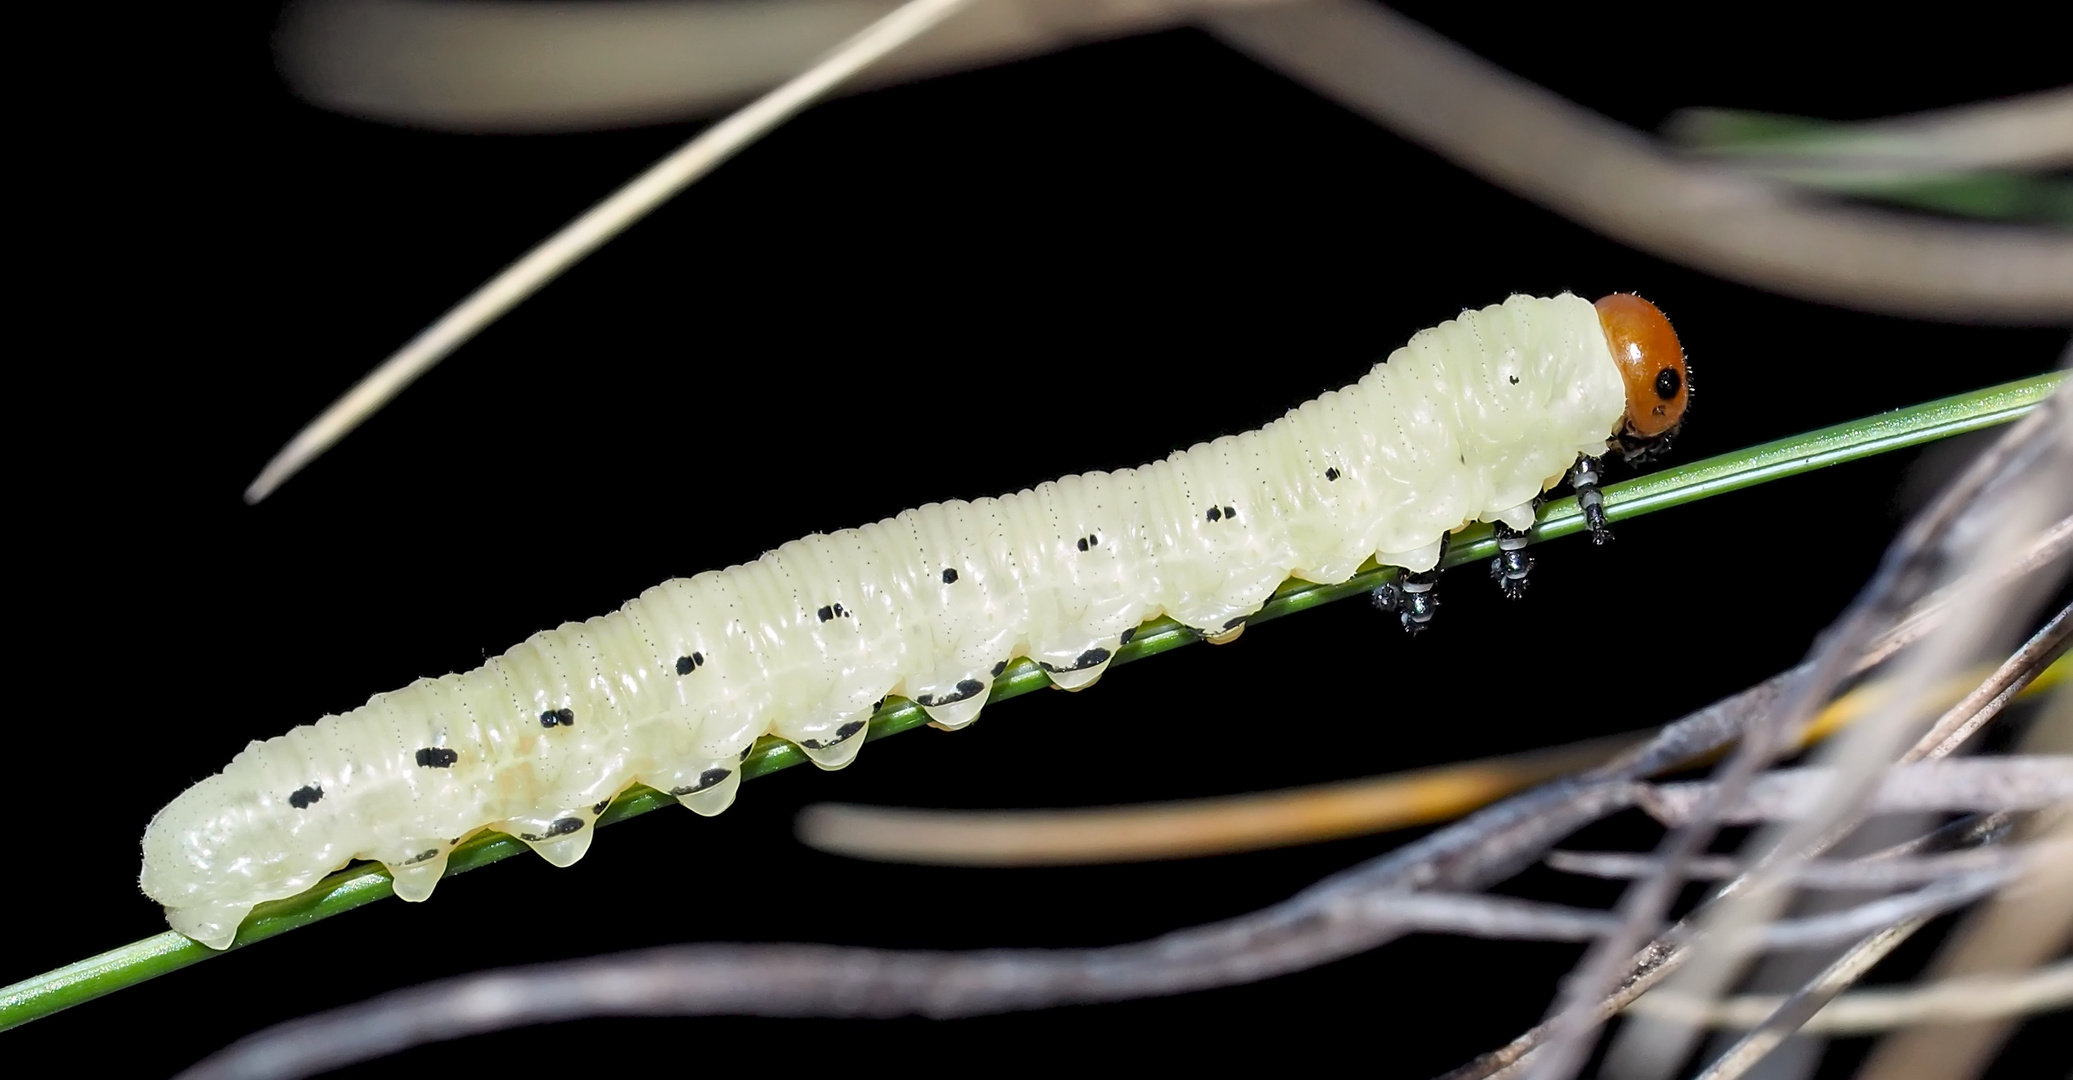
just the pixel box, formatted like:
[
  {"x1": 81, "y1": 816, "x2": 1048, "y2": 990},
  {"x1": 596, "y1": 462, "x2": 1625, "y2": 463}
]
[
  {"x1": 415, "y1": 747, "x2": 458, "y2": 768},
  {"x1": 402, "y1": 848, "x2": 442, "y2": 865},
  {"x1": 803, "y1": 719, "x2": 868, "y2": 749},
  {"x1": 519, "y1": 817, "x2": 584, "y2": 841},
  {"x1": 942, "y1": 568, "x2": 958, "y2": 584},
  {"x1": 1508, "y1": 374, "x2": 1520, "y2": 385},
  {"x1": 1119, "y1": 627, "x2": 1135, "y2": 645},
  {"x1": 1655, "y1": 368, "x2": 1682, "y2": 399},
  {"x1": 593, "y1": 800, "x2": 611, "y2": 815},
  {"x1": 922, "y1": 677, "x2": 987, "y2": 706},
  {"x1": 1207, "y1": 507, "x2": 1221, "y2": 522},
  {"x1": 1042, "y1": 647, "x2": 1112, "y2": 673},
  {"x1": 739, "y1": 743, "x2": 755, "y2": 760},
  {"x1": 1223, "y1": 506, "x2": 1237, "y2": 518},
  {"x1": 540, "y1": 707, "x2": 575, "y2": 728},
  {"x1": 670, "y1": 767, "x2": 732, "y2": 796},
  {"x1": 1076, "y1": 538, "x2": 1088, "y2": 552},
  {"x1": 1224, "y1": 617, "x2": 1247, "y2": 630},
  {"x1": 287, "y1": 784, "x2": 323, "y2": 809},
  {"x1": 1325, "y1": 467, "x2": 1340, "y2": 481},
  {"x1": 817, "y1": 605, "x2": 834, "y2": 622},
  {"x1": 991, "y1": 660, "x2": 1008, "y2": 676},
  {"x1": 676, "y1": 655, "x2": 694, "y2": 675}
]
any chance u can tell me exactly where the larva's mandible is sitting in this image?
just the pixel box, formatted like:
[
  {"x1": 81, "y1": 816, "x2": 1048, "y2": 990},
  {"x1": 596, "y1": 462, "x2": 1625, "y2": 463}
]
[{"x1": 141, "y1": 291, "x2": 1690, "y2": 949}]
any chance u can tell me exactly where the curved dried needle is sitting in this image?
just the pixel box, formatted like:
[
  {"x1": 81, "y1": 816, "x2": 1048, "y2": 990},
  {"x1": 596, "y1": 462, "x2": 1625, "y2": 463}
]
[
  {"x1": 244, "y1": 0, "x2": 975, "y2": 503},
  {"x1": 275, "y1": 0, "x2": 1270, "y2": 131},
  {"x1": 1204, "y1": 1, "x2": 2073, "y2": 323},
  {"x1": 796, "y1": 652, "x2": 2066, "y2": 866},
  {"x1": 799, "y1": 731, "x2": 1640, "y2": 865}
]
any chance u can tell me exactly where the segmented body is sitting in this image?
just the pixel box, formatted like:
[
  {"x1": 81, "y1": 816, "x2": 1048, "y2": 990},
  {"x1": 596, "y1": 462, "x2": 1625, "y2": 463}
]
[{"x1": 142, "y1": 291, "x2": 1629, "y2": 948}]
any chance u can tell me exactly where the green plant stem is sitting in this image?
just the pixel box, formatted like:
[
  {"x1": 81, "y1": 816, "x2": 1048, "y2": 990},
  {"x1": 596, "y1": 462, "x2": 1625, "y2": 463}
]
[{"x1": 2, "y1": 371, "x2": 2060, "y2": 1031}]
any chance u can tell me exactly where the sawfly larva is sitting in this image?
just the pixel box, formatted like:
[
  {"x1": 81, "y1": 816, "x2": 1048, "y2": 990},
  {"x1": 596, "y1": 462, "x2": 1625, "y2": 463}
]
[{"x1": 140, "y1": 291, "x2": 1688, "y2": 949}]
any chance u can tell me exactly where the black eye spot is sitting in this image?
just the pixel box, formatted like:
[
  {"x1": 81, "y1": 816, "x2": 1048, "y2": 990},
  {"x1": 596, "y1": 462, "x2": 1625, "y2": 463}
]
[
  {"x1": 1654, "y1": 367, "x2": 1682, "y2": 399},
  {"x1": 941, "y1": 568, "x2": 958, "y2": 584},
  {"x1": 288, "y1": 784, "x2": 323, "y2": 809}
]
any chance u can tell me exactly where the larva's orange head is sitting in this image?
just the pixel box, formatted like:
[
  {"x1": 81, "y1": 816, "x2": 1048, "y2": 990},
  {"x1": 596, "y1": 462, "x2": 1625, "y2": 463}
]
[{"x1": 1595, "y1": 293, "x2": 1688, "y2": 440}]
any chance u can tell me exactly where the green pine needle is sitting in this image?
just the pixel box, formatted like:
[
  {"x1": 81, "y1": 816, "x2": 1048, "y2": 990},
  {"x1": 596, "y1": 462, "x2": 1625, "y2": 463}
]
[{"x1": 1, "y1": 370, "x2": 2060, "y2": 1031}]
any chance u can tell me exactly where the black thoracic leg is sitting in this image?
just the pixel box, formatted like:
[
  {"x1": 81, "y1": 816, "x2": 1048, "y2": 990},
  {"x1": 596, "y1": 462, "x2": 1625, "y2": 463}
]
[
  {"x1": 1370, "y1": 534, "x2": 1448, "y2": 634},
  {"x1": 1571, "y1": 456, "x2": 1613, "y2": 545},
  {"x1": 1394, "y1": 570, "x2": 1439, "y2": 634},
  {"x1": 1489, "y1": 522, "x2": 1533, "y2": 599}
]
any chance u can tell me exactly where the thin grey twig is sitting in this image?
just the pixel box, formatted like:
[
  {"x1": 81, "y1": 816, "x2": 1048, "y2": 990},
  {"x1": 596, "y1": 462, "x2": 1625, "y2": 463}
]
[
  {"x1": 171, "y1": 875, "x2": 1632, "y2": 1078},
  {"x1": 1545, "y1": 841, "x2": 2061, "y2": 890},
  {"x1": 1695, "y1": 916, "x2": 1935, "y2": 1080},
  {"x1": 1734, "y1": 872, "x2": 2011, "y2": 953},
  {"x1": 1635, "y1": 757, "x2": 2073, "y2": 826},
  {"x1": 1904, "y1": 603, "x2": 2073, "y2": 763},
  {"x1": 1862, "y1": 515, "x2": 2073, "y2": 671}
]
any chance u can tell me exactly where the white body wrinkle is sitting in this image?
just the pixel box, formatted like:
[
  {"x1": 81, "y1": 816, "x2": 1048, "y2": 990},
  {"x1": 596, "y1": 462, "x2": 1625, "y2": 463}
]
[{"x1": 141, "y1": 293, "x2": 1628, "y2": 949}]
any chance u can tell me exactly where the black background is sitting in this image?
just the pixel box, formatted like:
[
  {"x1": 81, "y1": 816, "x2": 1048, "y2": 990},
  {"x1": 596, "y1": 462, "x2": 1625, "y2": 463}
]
[{"x1": 11, "y1": 3, "x2": 2069, "y2": 1077}]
